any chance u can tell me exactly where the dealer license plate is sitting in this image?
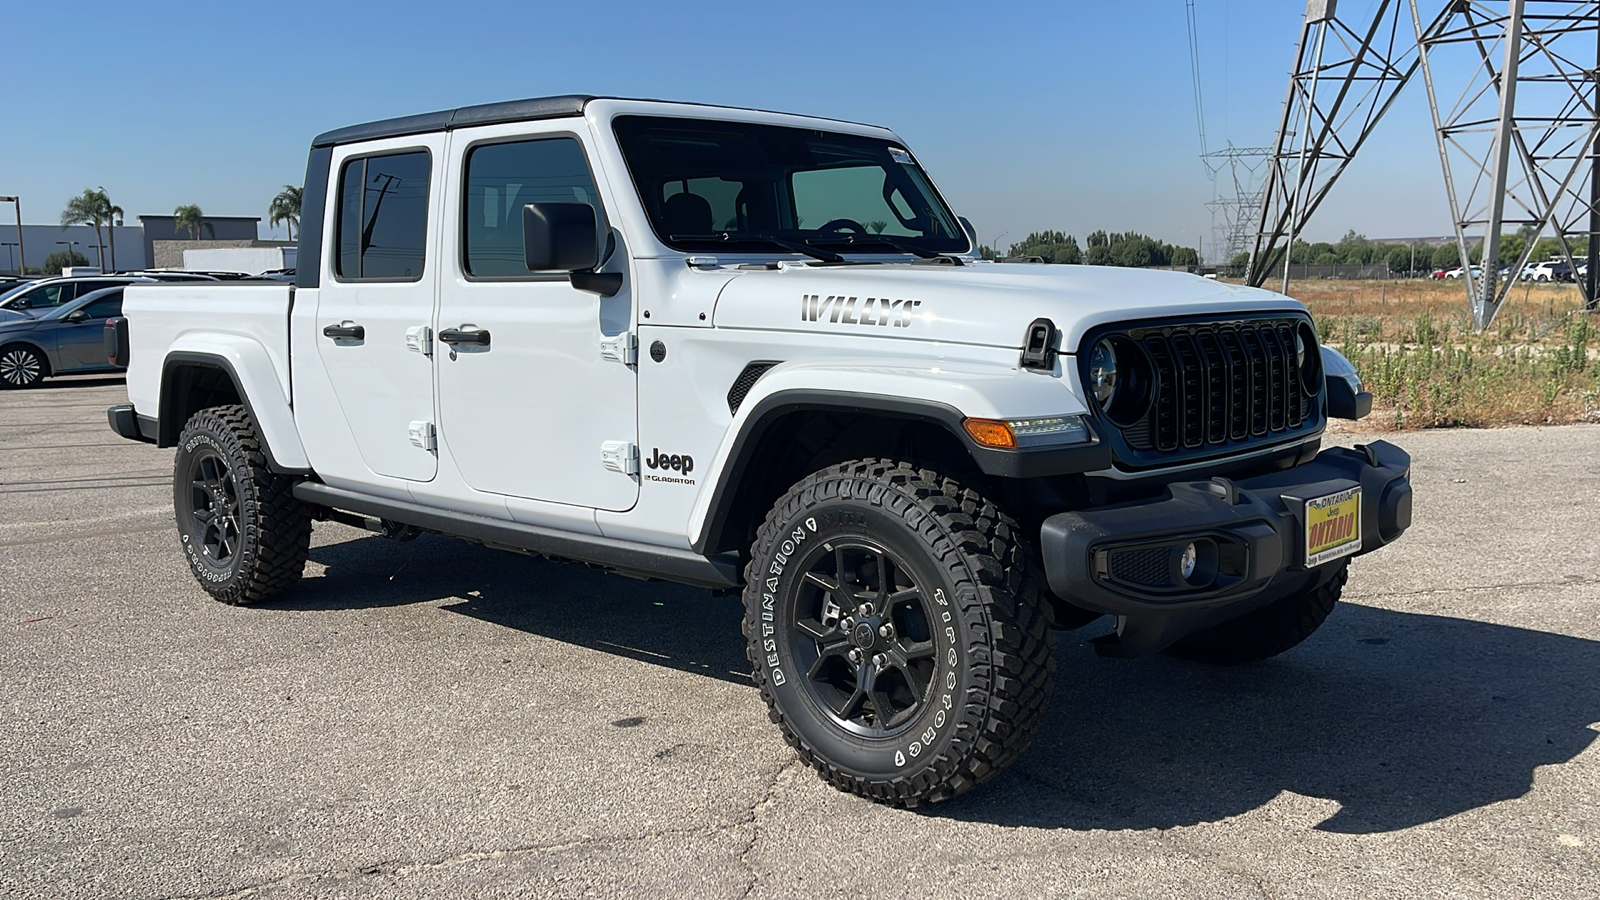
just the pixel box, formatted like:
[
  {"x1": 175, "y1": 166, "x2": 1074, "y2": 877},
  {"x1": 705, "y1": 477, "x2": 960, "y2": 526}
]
[{"x1": 1305, "y1": 487, "x2": 1362, "y2": 567}]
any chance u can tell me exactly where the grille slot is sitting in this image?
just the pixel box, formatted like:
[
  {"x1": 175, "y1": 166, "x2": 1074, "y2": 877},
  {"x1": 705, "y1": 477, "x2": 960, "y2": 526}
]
[
  {"x1": 1107, "y1": 547, "x2": 1171, "y2": 588},
  {"x1": 727, "y1": 361, "x2": 779, "y2": 414},
  {"x1": 1098, "y1": 318, "x2": 1317, "y2": 460}
]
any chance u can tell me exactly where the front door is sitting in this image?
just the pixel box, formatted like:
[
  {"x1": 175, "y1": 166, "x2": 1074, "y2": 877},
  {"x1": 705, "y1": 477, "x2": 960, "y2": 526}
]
[
  {"x1": 314, "y1": 136, "x2": 444, "y2": 483},
  {"x1": 434, "y1": 127, "x2": 638, "y2": 511},
  {"x1": 57, "y1": 290, "x2": 124, "y2": 369}
]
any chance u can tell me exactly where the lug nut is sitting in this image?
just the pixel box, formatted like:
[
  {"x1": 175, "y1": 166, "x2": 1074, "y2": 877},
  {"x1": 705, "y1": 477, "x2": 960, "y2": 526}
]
[
  {"x1": 858, "y1": 603, "x2": 874, "y2": 617},
  {"x1": 872, "y1": 653, "x2": 887, "y2": 667},
  {"x1": 848, "y1": 648, "x2": 863, "y2": 663},
  {"x1": 878, "y1": 624, "x2": 894, "y2": 639}
]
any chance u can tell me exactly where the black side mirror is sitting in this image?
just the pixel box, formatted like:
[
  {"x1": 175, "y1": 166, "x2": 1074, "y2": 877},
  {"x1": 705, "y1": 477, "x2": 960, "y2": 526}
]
[
  {"x1": 65, "y1": 309, "x2": 89, "y2": 323},
  {"x1": 523, "y1": 202, "x2": 599, "y2": 272}
]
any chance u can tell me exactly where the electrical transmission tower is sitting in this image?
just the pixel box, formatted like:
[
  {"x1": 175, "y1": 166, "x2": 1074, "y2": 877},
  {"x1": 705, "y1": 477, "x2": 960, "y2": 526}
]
[
  {"x1": 1204, "y1": 145, "x2": 1273, "y2": 268},
  {"x1": 1247, "y1": 1, "x2": 1600, "y2": 329},
  {"x1": 1414, "y1": 1, "x2": 1600, "y2": 327}
]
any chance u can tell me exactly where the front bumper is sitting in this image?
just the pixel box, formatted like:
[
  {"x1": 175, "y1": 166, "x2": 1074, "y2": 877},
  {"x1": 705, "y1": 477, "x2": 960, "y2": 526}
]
[{"x1": 1040, "y1": 440, "x2": 1412, "y2": 656}]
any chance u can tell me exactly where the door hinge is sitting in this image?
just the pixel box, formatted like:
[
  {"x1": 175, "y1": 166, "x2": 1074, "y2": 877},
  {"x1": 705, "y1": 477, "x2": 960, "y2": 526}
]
[
  {"x1": 406, "y1": 325, "x2": 434, "y2": 357},
  {"x1": 600, "y1": 332, "x2": 638, "y2": 366},
  {"x1": 601, "y1": 440, "x2": 638, "y2": 475},
  {"x1": 408, "y1": 420, "x2": 437, "y2": 451}
]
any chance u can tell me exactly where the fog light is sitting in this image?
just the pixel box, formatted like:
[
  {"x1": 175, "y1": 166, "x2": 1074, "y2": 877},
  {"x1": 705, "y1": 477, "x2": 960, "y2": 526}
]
[{"x1": 1180, "y1": 543, "x2": 1198, "y2": 580}]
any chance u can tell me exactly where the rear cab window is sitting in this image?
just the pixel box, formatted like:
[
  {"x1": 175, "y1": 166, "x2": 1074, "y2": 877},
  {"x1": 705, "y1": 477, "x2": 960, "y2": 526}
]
[{"x1": 335, "y1": 150, "x2": 432, "y2": 281}]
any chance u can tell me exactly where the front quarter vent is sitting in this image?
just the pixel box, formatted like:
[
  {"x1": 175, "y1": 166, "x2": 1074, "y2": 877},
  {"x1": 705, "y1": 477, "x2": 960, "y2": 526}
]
[{"x1": 727, "y1": 361, "x2": 781, "y2": 414}]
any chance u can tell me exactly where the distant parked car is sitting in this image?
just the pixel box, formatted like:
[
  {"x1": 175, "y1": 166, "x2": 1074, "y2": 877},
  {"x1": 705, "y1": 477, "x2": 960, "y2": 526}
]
[
  {"x1": 0, "y1": 277, "x2": 37, "y2": 296},
  {"x1": 1431, "y1": 268, "x2": 1448, "y2": 279},
  {"x1": 0, "y1": 285, "x2": 128, "y2": 388},
  {"x1": 1529, "y1": 260, "x2": 1574, "y2": 282},
  {"x1": 0, "y1": 275, "x2": 153, "y2": 316}
]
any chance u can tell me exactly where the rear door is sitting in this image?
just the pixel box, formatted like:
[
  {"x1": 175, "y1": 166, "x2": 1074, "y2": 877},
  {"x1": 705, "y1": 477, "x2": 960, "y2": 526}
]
[
  {"x1": 313, "y1": 136, "x2": 445, "y2": 483},
  {"x1": 434, "y1": 124, "x2": 638, "y2": 511}
]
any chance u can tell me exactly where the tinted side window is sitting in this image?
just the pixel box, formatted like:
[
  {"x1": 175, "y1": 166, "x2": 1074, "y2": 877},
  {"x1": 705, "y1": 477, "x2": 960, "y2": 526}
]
[
  {"x1": 30, "y1": 284, "x2": 70, "y2": 308},
  {"x1": 335, "y1": 150, "x2": 431, "y2": 281},
  {"x1": 463, "y1": 138, "x2": 600, "y2": 277},
  {"x1": 82, "y1": 292, "x2": 123, "y2": 318}
]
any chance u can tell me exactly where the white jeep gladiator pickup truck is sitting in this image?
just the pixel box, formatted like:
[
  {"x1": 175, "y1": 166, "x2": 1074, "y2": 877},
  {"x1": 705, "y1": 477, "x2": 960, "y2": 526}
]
[{"x1": 106, "y1": 95, "x2": 1411, "y2": 806}]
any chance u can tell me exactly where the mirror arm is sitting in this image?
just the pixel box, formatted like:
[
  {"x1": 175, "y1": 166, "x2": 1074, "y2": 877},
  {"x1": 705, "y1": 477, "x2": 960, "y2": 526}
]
[{"x1": 570, "y1": 271, "x2": 623, "y2": 297}]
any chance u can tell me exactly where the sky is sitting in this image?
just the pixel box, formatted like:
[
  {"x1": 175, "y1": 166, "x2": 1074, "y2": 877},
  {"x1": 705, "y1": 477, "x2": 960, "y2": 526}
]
[{"x1": 1, "y1": 0, "x2": 1469, "y2": 256}]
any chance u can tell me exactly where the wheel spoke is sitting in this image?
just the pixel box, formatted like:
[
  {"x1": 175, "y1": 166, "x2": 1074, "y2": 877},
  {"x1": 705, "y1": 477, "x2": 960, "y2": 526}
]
[
  {"x1": 795, "y1": 618, "x2": 832, "y2": 640},
  {"x1": 874, "y1": 553, "x2": 890, "y2": 609},
  {"x1": 897, "y1": 638, "x2": 936, "y2": 661}
]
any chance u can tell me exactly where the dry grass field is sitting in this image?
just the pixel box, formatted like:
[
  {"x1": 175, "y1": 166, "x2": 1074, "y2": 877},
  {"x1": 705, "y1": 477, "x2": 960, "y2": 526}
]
[{"x1": 1283, "y1": 279, "x2": 1600, "y2": 429}]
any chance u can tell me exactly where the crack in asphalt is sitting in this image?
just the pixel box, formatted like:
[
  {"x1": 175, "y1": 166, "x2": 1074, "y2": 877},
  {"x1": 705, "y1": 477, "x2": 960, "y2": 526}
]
[
  {"x1": 158, "y1": 757, "x2": 805, "y2": 900},
  {"x1": 737, "y1": 757, "x2": 801, "y2": 900}
]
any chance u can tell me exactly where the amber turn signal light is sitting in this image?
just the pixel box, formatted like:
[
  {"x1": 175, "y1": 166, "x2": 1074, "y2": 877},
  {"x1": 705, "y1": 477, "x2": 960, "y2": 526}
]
[{"x1": 962, "y1": 418, "x2": 1016, "y2": 449}]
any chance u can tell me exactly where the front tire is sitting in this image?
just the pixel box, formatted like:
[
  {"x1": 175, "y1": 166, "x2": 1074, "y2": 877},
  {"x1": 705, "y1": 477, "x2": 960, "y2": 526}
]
[
  {"x1": 173, "y1": 405, "x2": 311, "y2": 604},
  {"x1": 0, "y1": 344, "x2": 47, "y2": 388},
  {"x1": 743, "y1": 459, "x2": 1054, "y2": 807},
  {"x1": 1165, "y1": 561, "x2": 1348, "y2": 665}
]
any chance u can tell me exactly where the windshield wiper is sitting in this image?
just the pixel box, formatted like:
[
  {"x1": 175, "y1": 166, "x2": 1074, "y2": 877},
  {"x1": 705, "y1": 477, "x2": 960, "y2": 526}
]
[
  {"x1": 805, "y1": 234, "x2": 960, "y2": 263},
  {"x1": 670, "y1": 233, "x2": 844, "y2": 263}
]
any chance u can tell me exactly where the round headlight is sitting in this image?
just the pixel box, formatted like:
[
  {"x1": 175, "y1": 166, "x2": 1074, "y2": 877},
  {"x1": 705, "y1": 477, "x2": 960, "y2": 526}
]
[
  {"x1": 1296, "y1": 322, "x2": 1322, "y2": 391},
  {"x1": 1088, "y1": 339, "x2": 1118, "y2": 406}
]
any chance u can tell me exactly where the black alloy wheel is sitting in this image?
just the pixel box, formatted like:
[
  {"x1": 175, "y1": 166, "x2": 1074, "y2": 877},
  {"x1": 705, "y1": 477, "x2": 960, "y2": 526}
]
[
  {"x1": 183, "y1": 449, "x2": 242, "y2": 570},
  {"x1": 791, "y1": 538, "x2": 939, "y2": 738},
  {"x1": 0, "y1": 345, "x2": 46, "y2": 388}
]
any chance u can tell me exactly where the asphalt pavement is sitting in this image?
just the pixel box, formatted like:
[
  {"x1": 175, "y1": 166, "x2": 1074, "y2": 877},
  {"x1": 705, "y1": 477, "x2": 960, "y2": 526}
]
[{"x1": 2, "y1": 377, "x2": 1597, "y2": 899}]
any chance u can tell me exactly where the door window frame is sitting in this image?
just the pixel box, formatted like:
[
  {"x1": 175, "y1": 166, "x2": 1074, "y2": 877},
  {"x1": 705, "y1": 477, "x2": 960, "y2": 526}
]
[
  {"x1": 455, "y1": 130, "x2": 612, "y2": 284},
  {"x1": 330, "y1": 146, "x2": 435, "y2": 285}
]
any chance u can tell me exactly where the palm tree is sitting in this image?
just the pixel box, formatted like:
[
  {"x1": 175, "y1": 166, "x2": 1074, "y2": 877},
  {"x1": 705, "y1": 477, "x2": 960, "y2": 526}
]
[
  {"x1": 173, "y1": 204, "x2": 206, "y2": 240},
  {"x1": 60, "y1": 187, "x2": 120, "y2": 271},
  {"x1": 268, "y1": 185, "x2": 302, "y2": 241}
]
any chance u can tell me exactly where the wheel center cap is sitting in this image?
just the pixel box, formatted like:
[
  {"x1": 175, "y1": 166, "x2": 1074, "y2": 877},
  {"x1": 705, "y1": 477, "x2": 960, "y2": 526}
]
[{"x1": 851, "y1": 621, "x2": 877, "y2": 650}]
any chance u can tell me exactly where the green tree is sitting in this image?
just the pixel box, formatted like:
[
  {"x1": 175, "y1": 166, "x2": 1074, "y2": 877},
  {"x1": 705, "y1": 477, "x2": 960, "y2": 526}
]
[
  {"x1": 173, "y1": 204, "x2": 210, "y2": 240},
  {"x1": 1431, "y1": 244, "x2": 1460, "y2": 271},
  {"x1": 1007, "y1": 230, "x2": 1081, "y2": 264},
  {"x1": 60, "y1": 187, "x2": 122, "y2": 270},
  {"x1": 1384, "y1": 245, "x2": 1412, "y2": 274},
  {"x1": 268, "y1": 185, "x2": 302, "y2": 240},
  {"x1": 41, "y1": 249, "x2": 90, "y2": 273}
]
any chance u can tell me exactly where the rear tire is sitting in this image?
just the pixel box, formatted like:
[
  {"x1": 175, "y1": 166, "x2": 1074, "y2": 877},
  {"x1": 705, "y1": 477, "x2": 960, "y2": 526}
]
[
  {"x1": 0, "y1": 344, "x2": 47, "y2": 388},
  {"x1": 173, "y1": 405, "x2": 311, "y2": 604},
  {"x1": 743, "y1": 459, "x2": 1054, "y2": 807},
  {"x1": 1165, "y1": 561, "x2": 1348, "y2": 665}
]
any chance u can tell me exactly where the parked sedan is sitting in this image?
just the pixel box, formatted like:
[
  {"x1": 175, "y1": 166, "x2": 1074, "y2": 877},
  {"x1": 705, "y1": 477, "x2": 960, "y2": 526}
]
[
  {"x1": 0, "y1": 286, "x2": 126, "y2": 388},
  {"x1": 0, "y1": 275, "x2": 151, "y2": 316}
]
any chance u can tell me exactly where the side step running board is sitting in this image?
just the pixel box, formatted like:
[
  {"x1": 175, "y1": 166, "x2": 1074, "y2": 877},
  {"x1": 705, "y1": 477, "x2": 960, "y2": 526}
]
[{"x1": 292, "y1": 481, "x2": 741, "y2": 589}]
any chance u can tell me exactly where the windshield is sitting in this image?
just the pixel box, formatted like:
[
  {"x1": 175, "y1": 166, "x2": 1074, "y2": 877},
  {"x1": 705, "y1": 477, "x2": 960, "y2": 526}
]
[{"x1": 612, "y1": 116, "x2": 968, "y2": 256}]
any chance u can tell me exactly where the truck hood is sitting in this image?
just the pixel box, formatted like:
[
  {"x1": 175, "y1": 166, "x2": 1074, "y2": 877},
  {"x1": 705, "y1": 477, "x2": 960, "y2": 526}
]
[{"x1": 710, "y1": 262, "x2": 1305, "y2": 352}]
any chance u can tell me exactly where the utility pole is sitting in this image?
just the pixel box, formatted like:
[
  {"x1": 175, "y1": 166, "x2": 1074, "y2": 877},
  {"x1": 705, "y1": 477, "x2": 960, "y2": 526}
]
[{"x1": 0, "y1": 197, "x2": 21, "y2": 275}]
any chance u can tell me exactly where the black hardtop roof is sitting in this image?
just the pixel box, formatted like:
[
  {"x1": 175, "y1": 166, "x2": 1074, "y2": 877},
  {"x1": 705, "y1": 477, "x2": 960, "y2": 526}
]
[{"x1": 309, "y1": 95, "x2": 882, "y2": 149}]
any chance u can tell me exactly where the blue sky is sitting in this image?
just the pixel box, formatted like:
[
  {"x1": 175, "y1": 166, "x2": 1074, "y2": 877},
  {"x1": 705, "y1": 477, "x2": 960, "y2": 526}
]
[{"x1": 3, "y1": 0, "x2": 1459, "y2": 254}]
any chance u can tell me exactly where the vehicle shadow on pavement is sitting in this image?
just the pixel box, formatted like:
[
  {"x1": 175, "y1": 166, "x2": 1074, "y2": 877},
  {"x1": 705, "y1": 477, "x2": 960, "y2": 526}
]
[
  {"x1": 281, "y1": 533, "x2": 1600, "y2": 834},
  {"x1": 936, "y1": 603, "x2": 1600, "y2": 834},
  {"x1": 284, "y1": 532, "x2": 754, "y2": 684}
]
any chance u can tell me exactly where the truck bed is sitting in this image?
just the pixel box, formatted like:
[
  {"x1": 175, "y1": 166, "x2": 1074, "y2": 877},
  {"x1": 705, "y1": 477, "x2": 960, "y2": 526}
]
[{"x1": 123, "y1": 282, "x2": 295, "y2": 425}]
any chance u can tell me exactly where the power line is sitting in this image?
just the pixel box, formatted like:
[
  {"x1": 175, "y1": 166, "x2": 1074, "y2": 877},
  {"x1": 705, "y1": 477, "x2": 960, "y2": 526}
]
[{"x1": 1186, "y1": 0, "x2": 1210, "y2": 158}]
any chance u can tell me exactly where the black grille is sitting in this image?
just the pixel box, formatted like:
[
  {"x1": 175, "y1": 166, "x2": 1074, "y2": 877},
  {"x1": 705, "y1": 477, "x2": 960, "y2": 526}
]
[
  {"x1": 727, "y1": 361, "x2": 779, "y2": 414},
  {"x1": 1107, "y1": 547, "x2": 1171, "y2": 588},
  {"x1": 1092, "y1": 317, "x2": 1319, "y2": 466}
]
